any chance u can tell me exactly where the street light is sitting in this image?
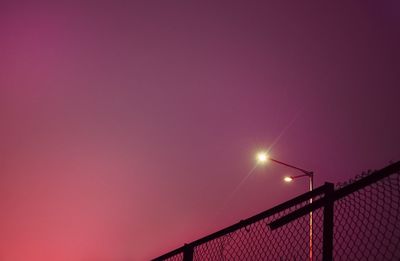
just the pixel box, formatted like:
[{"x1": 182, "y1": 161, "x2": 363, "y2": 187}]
[
  {"x1": 283, "y1": 176, "x2": 293, "y2": 182},
  {"x1": 256, "y1": 151, "x2": 314, "y2": 261}
]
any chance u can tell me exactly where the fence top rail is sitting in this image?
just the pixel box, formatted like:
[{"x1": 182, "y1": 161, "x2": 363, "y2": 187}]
[
  {"x1": 334, "y1": 160, "x2": 400, "y2": 200},
  {"x1": 152, "y1": 182, "x2": 331, "y2": 260}
]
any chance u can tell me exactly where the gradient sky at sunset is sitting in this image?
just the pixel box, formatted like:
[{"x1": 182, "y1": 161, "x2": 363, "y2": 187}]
[{"x1": 1, "y1": 1, "x2": 400, "y2": 260}]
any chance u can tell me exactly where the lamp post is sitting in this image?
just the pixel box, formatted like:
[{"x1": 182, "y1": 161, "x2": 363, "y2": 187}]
[{"x1": 256, "y1": 152, "x2": 314, "y2": 261}]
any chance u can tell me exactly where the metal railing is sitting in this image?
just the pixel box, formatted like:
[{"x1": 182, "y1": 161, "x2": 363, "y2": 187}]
[{"x1": 153, "y1": 161, "x2": 400, "y2": 260}]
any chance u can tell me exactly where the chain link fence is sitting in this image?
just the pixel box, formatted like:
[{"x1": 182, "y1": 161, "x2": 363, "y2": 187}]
[
  {"x1": 333, "y1": 169, "x2": 400, "y2": 260},
  {"x1": 153, "y1": 161, "x2": 400, "y2": 261},
  {"x1": 192, "y1": 206, "x2": 322, "y2": 260}
]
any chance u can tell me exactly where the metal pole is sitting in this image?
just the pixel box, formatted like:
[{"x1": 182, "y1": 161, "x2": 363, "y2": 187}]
[
  {"x1": 309, "y1": 174, "x2": 314, "y2": 261},
  {"x1": 183, "y1": 244, "x2": 193, "y2": 261},
  {"x1": 267, "y1": 157, "x2": 314, "y2": 260},
  {"x1": 322, "y1": 183, "x2": 334, "y2": 261}
]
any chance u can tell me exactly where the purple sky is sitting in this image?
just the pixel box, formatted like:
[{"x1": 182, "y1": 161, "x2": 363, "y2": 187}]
[{"x1": 1, "y1": 1, "x2": 399, "y2": 260}]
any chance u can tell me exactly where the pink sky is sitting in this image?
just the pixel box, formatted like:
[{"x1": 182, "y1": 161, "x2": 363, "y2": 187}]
[{"x1": 1, "y1": 1, "x2": 399, "y2": 260}]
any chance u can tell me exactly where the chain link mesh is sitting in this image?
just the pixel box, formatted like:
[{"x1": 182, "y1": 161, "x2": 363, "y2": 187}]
[
  {"x1": 161, "y1": 199, "x2": 324, "y2": 260},
  {"x1": 333, "y1": 172, "x2": 400, "y2": 260},
  {"x1": 191, "y1": 209, "x2": 324, "y2": 260}
]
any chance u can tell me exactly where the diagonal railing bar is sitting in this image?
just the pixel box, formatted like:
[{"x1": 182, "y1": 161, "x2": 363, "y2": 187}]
[{"x1": 334, "y1": 160, "x2": 400, "y2": 200}]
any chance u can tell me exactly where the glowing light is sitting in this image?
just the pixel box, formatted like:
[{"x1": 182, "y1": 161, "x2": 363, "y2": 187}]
[
  {"x1": 284, "y1": 176, "x2": 293, "y2": 182},
  {"x1": 256, "y1": 152, "x2": 269, "y2": 163}
]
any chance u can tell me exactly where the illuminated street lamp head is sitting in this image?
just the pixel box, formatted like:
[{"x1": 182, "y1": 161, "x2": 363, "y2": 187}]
[
  {"x1": 284, "y1": 176, "x2": 293, "y2": 182},
  {"x1": 256, "y1": 152, "x2": 269, "y2": 163}
]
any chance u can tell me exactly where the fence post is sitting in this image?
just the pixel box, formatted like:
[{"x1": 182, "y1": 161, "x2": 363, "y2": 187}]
[
  {"x1": 183, "y1": 244, "x2": 193, "y2": 261},
  {"x1": 322, "y1": 182, "x2": 334, "y2": 261}
]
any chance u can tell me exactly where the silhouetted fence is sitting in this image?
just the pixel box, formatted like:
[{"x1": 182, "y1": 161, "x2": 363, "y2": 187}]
[{"x1": 153, "y1": 161, "x2": 400, "y2": 260}]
